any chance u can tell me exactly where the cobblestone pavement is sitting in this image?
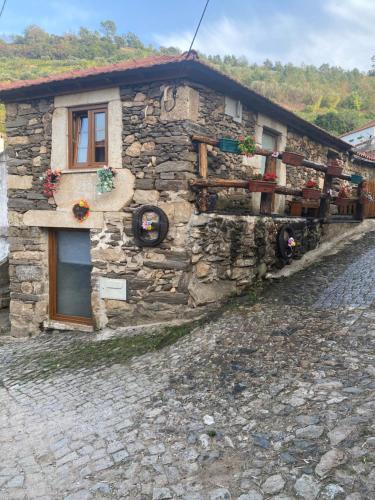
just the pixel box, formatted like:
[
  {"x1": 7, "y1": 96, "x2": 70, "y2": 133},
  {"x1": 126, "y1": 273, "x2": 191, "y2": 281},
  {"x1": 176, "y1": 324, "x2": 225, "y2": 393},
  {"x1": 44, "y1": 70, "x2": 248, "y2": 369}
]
[{"x1": 1, "y1": 232, "x2": 375, "y2": 499}]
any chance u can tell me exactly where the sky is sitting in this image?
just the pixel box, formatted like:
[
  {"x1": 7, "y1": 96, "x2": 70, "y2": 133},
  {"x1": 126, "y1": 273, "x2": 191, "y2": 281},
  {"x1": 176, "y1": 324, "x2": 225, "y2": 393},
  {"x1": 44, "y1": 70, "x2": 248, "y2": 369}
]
[{"x1": 0, "y1": 0, "x2": 374, "y2": 71}]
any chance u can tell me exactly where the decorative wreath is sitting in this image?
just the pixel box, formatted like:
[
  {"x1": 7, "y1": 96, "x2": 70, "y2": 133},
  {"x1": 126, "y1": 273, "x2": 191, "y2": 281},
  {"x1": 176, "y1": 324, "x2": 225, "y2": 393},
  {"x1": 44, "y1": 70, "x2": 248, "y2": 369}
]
[
  {"x1": 132, "y1": 205, "x2": 169, "y2": 247},
  {"x1": 72, "y1": 200, "x2": 90, "y2": 222},
  {"x1": 42, "y1": 169, "x2": 61, "y2": 198}
]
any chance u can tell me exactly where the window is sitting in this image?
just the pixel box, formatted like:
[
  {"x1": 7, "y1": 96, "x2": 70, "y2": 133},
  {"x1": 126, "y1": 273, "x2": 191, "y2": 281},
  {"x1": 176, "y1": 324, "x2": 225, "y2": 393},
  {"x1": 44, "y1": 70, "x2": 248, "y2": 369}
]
[
  {"x1": 260, "y1": 129, "x2": 278, "y2": 174},
  {"x1": 69, "y1": 105, "x2": 107, "y2": 168},
  {"x1": 224, "y1": 96, "x2": 242, "y2": 123}
]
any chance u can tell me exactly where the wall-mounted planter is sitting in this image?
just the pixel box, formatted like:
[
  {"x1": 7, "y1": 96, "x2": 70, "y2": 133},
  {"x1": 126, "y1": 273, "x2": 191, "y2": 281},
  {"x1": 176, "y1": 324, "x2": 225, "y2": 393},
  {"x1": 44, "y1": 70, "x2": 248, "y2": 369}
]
[
  {"x1": 350, "y1": 174, "x2": 363, "y2": 185},
  {"x1": 335, "y1": 197, "x2": 355, "y2": 206},
  {"x1": 218, "y1": 138, "x2": 240, "y2": 154},
  {"x1": 282, "y1": 151, "x2": 305, "y2": 166},
  {"x1": 248, "y1": 180, "x2": 277, "y2": 193},
  {"x1": 327, "y1": 164, "x2": 343, "y2": 176},
  {"x1": 302, "y1": 188, "x2": 321, "y2": 200}
]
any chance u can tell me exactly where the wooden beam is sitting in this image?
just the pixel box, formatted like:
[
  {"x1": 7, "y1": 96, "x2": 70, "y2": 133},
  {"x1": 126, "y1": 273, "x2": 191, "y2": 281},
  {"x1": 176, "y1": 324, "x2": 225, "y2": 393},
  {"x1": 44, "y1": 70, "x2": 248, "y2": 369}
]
[
  {"x1": 190, "y1": 178, "x2": 304, "y2": 197},
  {"x1": 198, "y1": 143, "x2": 208, "y2": 177},
  {"x1": 260, "y1": 156, "x2": 276, "y2": 214}
]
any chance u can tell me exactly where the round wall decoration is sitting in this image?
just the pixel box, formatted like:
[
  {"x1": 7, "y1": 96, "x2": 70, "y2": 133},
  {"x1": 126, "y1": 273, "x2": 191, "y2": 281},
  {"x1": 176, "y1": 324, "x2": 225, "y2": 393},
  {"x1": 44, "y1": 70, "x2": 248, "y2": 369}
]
[
  {"x1": 277, "y1": 224, "x2": 296, "y2": 262},
  {"x1": 132, "y1": 205, "x2": 169, "y2": 247},
  {"x1": 72, "y1": 200, "x2": 90, "y2": 222}
]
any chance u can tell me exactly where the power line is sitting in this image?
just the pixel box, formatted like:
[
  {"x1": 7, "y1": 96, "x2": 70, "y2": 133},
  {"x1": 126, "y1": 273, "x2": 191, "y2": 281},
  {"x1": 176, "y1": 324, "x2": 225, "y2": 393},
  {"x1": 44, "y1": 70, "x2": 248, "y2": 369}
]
[
  {"x1": 0, "y1": 0, "x2": 7, "y2": 19},
  {"x1": 186, "y1": 0, "x2": 210, "y2": 58}
]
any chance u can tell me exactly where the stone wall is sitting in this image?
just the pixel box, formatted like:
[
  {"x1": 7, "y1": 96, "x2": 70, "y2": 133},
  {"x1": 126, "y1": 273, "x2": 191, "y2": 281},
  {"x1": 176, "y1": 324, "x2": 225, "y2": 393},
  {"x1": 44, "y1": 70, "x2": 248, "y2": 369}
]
[
  {"x1": 3, "y1": 79, "x2": 370, "y2": 336},
  {"x1": 188, "y1": 214, "x2": 322, "y2": 308}
]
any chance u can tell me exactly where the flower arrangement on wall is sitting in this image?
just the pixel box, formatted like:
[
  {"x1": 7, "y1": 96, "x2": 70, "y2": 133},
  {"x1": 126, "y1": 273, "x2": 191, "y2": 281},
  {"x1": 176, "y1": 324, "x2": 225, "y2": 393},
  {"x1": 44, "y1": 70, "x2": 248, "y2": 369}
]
[
  {"x1": 238, "y1": 135, "x2": 257, "y2": 157},
  {"x1": 42, "y1": 169, "x2": 61, "y2": 198},
  {"x1": 72, "y1": 200, "x2": 90, "y2": 222},
  {"x1": 97, "y1": 166, "x2": 116, "y2": 194}
]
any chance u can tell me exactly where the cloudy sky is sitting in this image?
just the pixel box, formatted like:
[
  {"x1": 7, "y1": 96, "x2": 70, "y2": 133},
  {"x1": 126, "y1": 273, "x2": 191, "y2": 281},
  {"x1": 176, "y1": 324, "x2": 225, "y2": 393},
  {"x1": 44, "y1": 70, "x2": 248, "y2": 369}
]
[{"x1": 0, "y1": 0, "x2": 374, "y2": 71}]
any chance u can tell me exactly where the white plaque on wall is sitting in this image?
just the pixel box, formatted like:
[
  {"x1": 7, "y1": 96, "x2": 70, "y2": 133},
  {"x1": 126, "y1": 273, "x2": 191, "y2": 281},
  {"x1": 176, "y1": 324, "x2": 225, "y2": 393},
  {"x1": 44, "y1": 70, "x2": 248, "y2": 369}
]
[{"x1": 99, "y1": 277, "x2": 127, "y2": 301}]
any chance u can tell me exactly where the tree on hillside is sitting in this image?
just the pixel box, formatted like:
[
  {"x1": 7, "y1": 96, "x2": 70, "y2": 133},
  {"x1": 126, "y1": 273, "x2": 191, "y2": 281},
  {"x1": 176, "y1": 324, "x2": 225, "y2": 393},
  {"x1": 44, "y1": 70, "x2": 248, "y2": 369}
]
[{"x1": 314, "y1": 110, "x2": 362, "y2": 135}]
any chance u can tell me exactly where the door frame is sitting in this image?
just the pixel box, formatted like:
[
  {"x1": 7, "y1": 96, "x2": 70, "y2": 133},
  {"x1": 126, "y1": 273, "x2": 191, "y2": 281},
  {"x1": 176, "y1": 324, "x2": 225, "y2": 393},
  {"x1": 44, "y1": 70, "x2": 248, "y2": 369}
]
[{"x1": 49, "y1": 229, "x2": 93, "y2": 325}]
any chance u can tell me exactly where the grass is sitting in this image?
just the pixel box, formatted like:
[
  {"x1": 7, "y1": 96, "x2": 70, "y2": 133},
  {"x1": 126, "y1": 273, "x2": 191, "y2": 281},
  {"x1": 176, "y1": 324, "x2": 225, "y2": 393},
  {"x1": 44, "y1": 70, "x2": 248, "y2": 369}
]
[{"x1": 12, "y1": 321, "x2": 202, "y2": 381}]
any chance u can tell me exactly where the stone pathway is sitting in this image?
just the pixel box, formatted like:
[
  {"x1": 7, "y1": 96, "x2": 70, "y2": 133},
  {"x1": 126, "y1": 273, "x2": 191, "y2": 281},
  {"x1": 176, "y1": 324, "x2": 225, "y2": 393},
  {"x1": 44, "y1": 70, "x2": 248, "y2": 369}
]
[{"x1": 0, "y1": 232, "x2": 375, "y2": 499}]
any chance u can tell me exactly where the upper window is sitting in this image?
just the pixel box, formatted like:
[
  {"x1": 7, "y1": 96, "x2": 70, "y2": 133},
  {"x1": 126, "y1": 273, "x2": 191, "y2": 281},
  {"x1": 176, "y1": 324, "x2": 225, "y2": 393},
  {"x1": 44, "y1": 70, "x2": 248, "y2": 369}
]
[
  {"x1": 69, "y1": 105, "x2": 107, "y2": 168},
  {"x1": 224, "y1": 96, "x2": 242, "y2": 123}
]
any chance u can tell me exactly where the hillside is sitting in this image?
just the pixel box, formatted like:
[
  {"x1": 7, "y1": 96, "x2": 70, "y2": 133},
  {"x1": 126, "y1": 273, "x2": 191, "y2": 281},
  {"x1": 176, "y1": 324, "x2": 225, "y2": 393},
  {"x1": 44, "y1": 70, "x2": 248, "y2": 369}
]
[{"x1": 1, "y1": 21, "x2": 375, "y2": 136}]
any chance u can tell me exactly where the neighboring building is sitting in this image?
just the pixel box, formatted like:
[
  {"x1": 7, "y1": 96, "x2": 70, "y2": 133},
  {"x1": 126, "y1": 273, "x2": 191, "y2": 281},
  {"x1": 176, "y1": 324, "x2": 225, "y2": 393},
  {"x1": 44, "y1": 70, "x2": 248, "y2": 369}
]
[
  {"x1": 341, "y1": 121, "x2": 375, "y2": 159},
  {"x1": 0, "y1": 53, "x2": 373, "y2": 337}
]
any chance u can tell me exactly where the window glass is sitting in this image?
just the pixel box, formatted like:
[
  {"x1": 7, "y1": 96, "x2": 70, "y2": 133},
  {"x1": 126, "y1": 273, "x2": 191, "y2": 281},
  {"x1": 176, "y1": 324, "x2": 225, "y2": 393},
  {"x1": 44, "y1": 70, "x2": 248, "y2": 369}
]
[
  {"x1": 260, "y1": 131, "x2": 278, "y2": 174},
  {"x1": 75, "y1": 113, "x2": 89, "y2": 163},
  {"x1": 56, "y1": 230, "x2": 92, "y2": 318},
  {"x1": 94, "y1": 112, "x2": 106, "y2": 162},
  {"x1": 70, "y1": 107, "x2": 107, "y2": 167}
]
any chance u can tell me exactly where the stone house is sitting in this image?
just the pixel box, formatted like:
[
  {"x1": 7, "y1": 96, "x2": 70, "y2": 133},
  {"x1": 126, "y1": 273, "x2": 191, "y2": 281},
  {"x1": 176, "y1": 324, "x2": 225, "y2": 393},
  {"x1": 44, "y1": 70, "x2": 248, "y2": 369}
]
[{"x1": 0, "y1": 53, "x2": 373, "y2": 337}]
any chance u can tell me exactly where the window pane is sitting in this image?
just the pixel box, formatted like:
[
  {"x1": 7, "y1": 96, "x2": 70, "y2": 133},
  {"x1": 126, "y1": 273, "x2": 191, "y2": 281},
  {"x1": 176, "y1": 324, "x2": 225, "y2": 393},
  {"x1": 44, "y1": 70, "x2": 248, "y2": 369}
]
[
  {"x1": 94, "y1": 112, "x2": 106, "y2": 163},
  {"x1": 56, "y1": 231, "x2": 92, "y2": 318},
  {"x1": 260, "y1": 131, "x2": 278, "y2": 174},
  {"x1": 76, "y1": 114, "x2": 89, "y2": 163},
  {"x1": 95, "y1": 112, "x2": 106, "y2": 142}
]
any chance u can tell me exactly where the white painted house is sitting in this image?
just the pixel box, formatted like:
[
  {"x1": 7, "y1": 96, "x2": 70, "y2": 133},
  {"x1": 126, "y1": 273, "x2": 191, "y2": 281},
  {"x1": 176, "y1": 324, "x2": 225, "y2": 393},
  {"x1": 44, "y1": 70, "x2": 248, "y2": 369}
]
[{"x1": 341, "y1": 121, "x2": 375, "y2": 147}]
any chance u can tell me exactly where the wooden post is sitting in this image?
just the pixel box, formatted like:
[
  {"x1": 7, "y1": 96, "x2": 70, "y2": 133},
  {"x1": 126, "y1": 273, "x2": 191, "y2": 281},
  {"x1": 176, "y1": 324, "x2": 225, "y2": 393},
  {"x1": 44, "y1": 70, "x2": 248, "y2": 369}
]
[
  {"x1": 319, "y1": 173, "x2": 333, "y2": 220},
  {"x1": 355, "y1": 180, "x2": 366, "y2": 220},
  {"x1": 198, "y1": 143, "x2": 209, "y2": 212},
  {"x1": 260, "y1": 155, "x2": 276, "y2": 215}
]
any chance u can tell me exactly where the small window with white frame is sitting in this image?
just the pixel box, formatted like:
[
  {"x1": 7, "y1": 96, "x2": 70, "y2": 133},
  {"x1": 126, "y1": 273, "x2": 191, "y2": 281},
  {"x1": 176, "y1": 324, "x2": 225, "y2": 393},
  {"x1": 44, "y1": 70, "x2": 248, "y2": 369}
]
[{"x1": 224, "y1": 96, "x2": 242, "y2": 123}]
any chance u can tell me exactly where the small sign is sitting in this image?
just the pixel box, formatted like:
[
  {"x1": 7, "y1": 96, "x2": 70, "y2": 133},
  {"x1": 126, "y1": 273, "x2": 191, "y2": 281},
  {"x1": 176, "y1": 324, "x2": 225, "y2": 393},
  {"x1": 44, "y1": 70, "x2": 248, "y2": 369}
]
[{"x1": 99, "y1": 277, "x2": 127, "y2": 301}]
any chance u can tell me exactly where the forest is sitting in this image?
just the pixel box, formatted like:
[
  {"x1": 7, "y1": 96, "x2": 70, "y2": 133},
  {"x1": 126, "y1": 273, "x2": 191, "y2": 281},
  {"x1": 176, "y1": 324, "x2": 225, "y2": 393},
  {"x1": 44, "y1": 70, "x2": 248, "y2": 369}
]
[{"x1": 1, "y1": 21, "x2": 375, "y2": 136}]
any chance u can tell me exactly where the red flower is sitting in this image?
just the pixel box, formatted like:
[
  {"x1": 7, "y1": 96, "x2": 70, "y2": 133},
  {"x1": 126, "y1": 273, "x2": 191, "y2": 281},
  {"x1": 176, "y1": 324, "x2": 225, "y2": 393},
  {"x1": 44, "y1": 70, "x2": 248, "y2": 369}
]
[
  {"x1": 263, "y1": 172, "x2": 277, "y2": 182},
  {"x1": 304, "y1": 180, "x2": 318, "y2": 189}
]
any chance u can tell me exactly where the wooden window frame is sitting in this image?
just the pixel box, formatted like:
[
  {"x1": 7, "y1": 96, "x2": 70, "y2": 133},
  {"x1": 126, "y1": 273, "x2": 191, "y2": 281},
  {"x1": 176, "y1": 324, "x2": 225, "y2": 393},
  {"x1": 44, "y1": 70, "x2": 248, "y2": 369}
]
[
  {"x1": 68, "y1": 104, "x2": 108, "y2": 169},
  {"x1": 49, "y1": 229, "x2": 93, "y2": 326}
]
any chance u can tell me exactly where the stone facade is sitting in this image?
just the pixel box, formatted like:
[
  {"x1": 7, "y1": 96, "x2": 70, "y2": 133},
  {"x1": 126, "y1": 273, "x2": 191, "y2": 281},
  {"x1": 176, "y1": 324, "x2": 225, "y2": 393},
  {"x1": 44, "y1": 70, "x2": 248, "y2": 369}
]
[{"x1": 3, "y1": 77, "x2": 370, "y2": 336}]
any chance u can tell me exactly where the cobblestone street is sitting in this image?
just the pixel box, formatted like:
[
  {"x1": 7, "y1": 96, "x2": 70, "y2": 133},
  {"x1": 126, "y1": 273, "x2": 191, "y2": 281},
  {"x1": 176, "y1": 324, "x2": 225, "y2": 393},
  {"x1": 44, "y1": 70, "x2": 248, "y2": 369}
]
[{"x1": 0, "y1": 231, "x2": 375, "y2": 500}]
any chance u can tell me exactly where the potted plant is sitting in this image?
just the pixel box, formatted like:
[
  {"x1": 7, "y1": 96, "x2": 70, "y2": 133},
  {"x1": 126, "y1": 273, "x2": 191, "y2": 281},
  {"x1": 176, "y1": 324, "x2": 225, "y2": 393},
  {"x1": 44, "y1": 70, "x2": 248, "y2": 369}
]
[
  {"x1": 248, "y1": 172, "x2": 277, "y2": 193},
  {"x1": 42, "y1": 169, "x2": 61, "y2": 198},
  {"x1": 72, "y1": 200, "x2": 90, "y2": 222},
  {"x1": 97, "y1": 165, "x2": 117, "y2": 194},
  {"x1": 302, "y1": 180, "x2": 321, "y2": 200},
  {"x1": 238, "y1": 135, "x2": 257, "y2": 157},
  {"x1": 282, "y1": 151, "x2": 305, "y2": 166},
  {"x1": 335, "y1": 185, "x2": 353, "y2": 206},
  {"x1": 327, "y1": 159, "x2": 344, "y2": 177}
]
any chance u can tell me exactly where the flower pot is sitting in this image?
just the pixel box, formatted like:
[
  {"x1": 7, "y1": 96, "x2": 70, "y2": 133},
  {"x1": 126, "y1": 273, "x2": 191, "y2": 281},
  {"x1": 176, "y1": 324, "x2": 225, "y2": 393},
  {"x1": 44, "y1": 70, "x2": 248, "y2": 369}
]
[
  {"x1": 218, "y1": 138, "x2": 240, "y2": 154},
  {"x1": 248, "y1": 180, "x2": 277, "y2": 193},
  {"x1": 282, "y1": 151, "x2": 305, "y2": 166},
  {"x1": 302, "y1": 188, "x2": 321, "y2": 200},
  {"x1": 350, "y1": 174, "x2": 363, "y2": 185},
  {"x1": 335, "y1": 197, "x2": 353, "y2": 206},
  {"x1": 327, "y1": 164, "x2": 343, "y2": 176}
]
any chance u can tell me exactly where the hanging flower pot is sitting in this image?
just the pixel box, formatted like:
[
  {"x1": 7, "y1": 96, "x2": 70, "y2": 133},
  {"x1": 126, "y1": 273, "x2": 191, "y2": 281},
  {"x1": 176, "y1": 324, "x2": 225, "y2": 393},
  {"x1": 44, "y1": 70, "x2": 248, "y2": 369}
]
[
  {"x1": 282, "y1": 151, "x2": 305, "y2": 166},
  {"x1": 97, "y1": 166, "x2": 117, "y2": 194},
  {"x1": 327, "y1": 160, "x2": 343, "y2": 177},
  {"x1": 350, "y1": 173, "x2": 363, "y2": 185},
  {"x1": 302, "y1": 180, "x2": 321, "y2": 200},
  {"x1": 238, "y1": 135, "x2": 257, "y2": 157},
  {"x1": 218, "y1": 138, "x2": 241, "y2": 154},
  {"x1": 42, "y1": 169, "x2": 61, "y2": 198},
  {"x1": 248, "y1": 172, "x2": 277, "y2": 193},
  {"x1": 72, "y1": 200, "x2": 90, "y2": 222}
]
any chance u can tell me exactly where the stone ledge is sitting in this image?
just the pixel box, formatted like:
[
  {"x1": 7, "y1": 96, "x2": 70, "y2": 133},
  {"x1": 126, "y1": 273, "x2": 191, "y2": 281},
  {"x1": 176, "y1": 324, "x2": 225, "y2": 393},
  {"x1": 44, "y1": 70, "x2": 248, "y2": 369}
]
[
  {"x1": 23, "y1": 210, "x2": 104, "y2": 229},
  {"x1": 43, "y1": 319, "x2": 94, "y2": 333}
]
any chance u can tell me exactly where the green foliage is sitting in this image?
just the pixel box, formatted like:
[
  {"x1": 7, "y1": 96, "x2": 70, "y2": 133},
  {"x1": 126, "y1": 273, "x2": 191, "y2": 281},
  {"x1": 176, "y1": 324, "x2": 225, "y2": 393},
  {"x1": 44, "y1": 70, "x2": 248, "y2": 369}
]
[
  {"x1": 1, "y1": 22, "x2": 375, "y2": 136},
  {"x1": 314, "y1": 110, "x2": 363, "y2": 135}
]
